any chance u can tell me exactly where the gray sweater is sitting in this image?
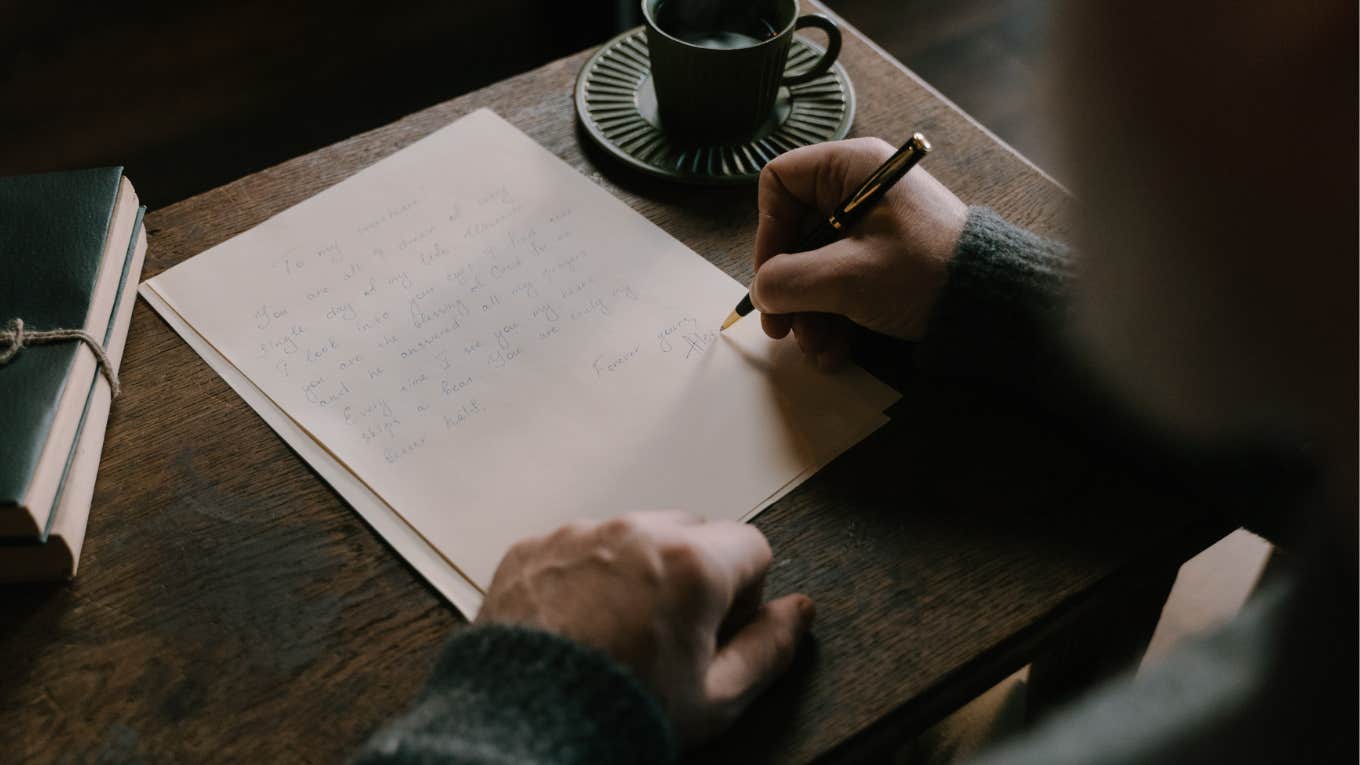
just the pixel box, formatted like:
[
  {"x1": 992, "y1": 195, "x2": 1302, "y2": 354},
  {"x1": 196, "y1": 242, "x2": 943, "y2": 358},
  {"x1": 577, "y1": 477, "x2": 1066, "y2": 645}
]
[{"x1": 356, "y1": 209, "x2": 1354, "y2": 764}]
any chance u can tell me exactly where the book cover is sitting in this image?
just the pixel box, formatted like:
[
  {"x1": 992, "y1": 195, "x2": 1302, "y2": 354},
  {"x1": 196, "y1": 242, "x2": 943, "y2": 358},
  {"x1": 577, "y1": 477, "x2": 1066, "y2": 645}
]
[
  {"x1": 0, "y1": 209, "x2": 147, "y2": 580},
  {"x1": 0, "y1": 167, "x2": 130, "y2": 536}
]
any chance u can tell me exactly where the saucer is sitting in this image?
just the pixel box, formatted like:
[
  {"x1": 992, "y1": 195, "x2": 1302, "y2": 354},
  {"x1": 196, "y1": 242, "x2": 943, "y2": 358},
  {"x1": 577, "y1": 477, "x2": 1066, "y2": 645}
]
[{"x1": 574, "y1": 28, "x2": 856, "y2": 185}]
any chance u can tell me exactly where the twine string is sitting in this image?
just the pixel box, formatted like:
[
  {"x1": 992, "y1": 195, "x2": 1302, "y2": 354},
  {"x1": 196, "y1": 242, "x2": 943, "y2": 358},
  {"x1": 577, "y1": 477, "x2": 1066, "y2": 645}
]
[{"x1": 0, "y1": 318, "x2": 121, "y2": 398}]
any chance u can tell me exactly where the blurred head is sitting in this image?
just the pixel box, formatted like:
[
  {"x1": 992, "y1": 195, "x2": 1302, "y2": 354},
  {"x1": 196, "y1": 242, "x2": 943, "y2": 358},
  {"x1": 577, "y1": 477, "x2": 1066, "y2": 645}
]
[{"x1": 1055, "y1": 1, "x2": 1356, "y2": 458}]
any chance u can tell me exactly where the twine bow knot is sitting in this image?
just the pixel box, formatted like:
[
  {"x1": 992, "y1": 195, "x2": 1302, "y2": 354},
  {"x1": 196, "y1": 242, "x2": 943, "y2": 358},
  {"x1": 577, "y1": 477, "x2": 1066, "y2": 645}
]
[{"x1": 0, "y1": 318, "x2": 121, "y2": 397}]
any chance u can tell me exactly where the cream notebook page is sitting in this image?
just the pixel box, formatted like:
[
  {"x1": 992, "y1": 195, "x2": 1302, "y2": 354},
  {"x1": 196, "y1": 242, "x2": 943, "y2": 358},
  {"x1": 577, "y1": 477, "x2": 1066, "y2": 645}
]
[{"x1": 143, "y1": 109, "x2": 898, "y2": 610}]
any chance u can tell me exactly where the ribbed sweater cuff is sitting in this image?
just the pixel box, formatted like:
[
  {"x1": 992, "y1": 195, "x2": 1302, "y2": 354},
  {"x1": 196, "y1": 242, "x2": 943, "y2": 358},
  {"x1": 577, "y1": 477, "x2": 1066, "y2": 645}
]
[
  {"x1": 356, "y1": 624, "x2": 675, "y2": 764},
  {"x1": 916, "y1": 206, "x2": 1074, "y2": 385}
]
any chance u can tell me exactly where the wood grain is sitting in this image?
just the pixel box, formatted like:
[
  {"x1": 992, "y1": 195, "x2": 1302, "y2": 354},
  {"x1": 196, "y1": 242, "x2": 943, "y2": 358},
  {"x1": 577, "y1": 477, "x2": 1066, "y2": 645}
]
[{"x1": 0, "y1": 3, "x2": 1226, "y2": 762}]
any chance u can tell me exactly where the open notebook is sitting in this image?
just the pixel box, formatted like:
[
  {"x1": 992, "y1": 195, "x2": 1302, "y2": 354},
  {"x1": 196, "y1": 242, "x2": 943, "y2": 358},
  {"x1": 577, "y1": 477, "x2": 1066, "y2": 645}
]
[{"x1": 141, "y1": 109, "x2": 899, "y2": 616}]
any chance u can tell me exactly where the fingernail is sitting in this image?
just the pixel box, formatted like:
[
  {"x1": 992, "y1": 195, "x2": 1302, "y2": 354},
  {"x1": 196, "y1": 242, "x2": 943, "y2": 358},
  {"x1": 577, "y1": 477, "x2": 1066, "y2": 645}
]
[{"x1": 798, "y1": 595, "x2": 817, "y2": 625}]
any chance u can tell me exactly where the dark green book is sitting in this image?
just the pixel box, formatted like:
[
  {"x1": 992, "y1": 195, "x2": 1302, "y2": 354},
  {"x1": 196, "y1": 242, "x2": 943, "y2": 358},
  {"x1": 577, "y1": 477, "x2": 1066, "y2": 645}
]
[
  {"x1": 0, "y1": 167, "x2": 141, "y2": 538},
  {"x1": 0, "y1": 207, "x2": 146, "y2": 581}
]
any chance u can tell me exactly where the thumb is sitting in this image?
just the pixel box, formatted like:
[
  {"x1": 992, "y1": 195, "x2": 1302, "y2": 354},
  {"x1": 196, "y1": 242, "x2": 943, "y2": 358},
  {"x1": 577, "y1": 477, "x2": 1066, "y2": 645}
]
[
  {"x1": 704, "y1": 594, "x2": 815, "y2": 710},
  {"x1": 749, "y1": 239, "x2": 862, "y2": 318}
]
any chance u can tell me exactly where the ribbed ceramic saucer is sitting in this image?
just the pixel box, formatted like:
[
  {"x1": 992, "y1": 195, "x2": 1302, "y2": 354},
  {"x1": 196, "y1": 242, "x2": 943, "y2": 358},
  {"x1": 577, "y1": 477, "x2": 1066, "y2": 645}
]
[{"x1": 575, "y1": 28, "x2": 856, "y2": 185}]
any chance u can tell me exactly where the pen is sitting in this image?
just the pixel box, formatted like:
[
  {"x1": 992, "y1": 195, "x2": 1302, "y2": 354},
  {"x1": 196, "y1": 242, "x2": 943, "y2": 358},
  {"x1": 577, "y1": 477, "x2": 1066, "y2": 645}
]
[{"x1": 720, "y1": 132, "x2": 932, "y2": 331}]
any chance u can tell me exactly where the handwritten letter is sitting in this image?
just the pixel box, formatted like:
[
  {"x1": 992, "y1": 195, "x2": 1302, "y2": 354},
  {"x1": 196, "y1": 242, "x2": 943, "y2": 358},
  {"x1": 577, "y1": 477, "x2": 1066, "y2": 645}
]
[{"x1": 143, "y1": 110, "x2": 898, "y2": 604}]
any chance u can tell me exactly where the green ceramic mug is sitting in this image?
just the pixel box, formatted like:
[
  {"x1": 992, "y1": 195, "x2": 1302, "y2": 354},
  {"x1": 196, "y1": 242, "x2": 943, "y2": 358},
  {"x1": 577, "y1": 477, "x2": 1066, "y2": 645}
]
[{"x1": 642, "y1": 0, "x2": 842, "y2": 145}]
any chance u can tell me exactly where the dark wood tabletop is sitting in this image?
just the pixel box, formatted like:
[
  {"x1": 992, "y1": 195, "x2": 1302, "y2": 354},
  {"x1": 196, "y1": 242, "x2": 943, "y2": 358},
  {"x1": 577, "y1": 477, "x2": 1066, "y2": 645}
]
[{"x1": 0, "y1": 2, "x2": 1229, "y2": 762}]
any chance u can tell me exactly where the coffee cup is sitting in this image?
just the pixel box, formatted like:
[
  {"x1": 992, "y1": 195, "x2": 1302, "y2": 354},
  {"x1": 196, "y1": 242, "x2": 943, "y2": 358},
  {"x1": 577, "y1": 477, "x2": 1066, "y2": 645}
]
[{"x1": 642, "y1": 0, "x2": 842, "y2": 144}]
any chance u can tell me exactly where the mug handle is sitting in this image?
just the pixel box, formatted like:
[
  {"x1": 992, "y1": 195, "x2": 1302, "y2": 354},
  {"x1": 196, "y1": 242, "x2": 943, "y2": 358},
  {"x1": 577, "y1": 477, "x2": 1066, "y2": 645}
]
[{"x1": 780, "y1": 14, "x2": 842, "y2": 86}]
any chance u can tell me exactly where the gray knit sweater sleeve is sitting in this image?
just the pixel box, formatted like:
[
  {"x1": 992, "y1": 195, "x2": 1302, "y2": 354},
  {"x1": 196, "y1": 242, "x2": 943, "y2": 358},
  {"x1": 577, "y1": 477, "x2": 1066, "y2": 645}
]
[
  {"x1": 913, "y1": 207, "x2": 1183, "y2": 470},
  {"x1": 916, "y1": 206, "x2": 1077, "y2": 397},
  {"x1": 355, "y1": 624, "x2": 675, "y2": 764}
]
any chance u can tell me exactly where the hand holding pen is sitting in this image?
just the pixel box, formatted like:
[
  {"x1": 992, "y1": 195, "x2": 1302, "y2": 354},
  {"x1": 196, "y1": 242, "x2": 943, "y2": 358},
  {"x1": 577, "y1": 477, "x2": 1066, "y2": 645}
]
[{"x1": 729, "y1": 136, "x2": 969, "y2": 369}]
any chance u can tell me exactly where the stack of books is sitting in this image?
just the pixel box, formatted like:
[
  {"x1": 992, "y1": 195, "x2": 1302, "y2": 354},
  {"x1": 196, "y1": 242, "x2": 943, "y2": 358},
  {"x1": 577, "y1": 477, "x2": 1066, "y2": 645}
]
[{"x1": 0, "y1": 168, "x2": 147, "y2": 581}]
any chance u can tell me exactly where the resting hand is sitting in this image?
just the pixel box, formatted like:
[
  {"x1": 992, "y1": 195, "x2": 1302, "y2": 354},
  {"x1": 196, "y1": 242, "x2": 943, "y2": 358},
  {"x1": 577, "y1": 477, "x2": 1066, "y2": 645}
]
[
  {"x1": 751, "y1": 137, "x2": 968, "y2": 367},
  {"x1": 476, "y1": 510, "x2": 814, "y2": 746}
]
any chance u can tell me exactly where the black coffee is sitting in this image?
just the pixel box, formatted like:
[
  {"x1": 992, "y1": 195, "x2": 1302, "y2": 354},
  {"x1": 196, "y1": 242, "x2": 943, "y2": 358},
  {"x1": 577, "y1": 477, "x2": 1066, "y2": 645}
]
[{"x1": 655, "y1": 0, "x2": 779, "y2": 50}]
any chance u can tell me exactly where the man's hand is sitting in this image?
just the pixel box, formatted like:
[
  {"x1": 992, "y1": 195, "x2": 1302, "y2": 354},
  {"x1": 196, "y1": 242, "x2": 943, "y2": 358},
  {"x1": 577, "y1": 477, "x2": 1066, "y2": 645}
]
[
  {"x1": 752, "y1": 137, "x2": 968, "y2": 367},
  {"x1": 476, "y1": 510, "x2": 814, "y2": 747}
]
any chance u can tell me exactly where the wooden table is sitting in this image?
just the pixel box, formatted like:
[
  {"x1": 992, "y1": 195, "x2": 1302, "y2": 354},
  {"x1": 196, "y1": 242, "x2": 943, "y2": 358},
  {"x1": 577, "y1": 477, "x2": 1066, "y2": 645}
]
[{"x1": 0, "y1": 3, "x2": 1229, "y2": 762}]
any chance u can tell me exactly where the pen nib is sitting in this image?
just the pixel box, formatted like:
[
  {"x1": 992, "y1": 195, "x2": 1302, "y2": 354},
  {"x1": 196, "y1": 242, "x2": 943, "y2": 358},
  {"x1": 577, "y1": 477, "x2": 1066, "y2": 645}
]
[{"x1": 719, "y1": 310, "x2": 741, "y2": 332}]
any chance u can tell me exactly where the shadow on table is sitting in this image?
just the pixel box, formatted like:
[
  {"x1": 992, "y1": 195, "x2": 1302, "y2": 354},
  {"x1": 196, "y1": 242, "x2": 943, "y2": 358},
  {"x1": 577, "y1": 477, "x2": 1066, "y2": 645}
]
[
  {"x1": 0, "y1": 580, "x2": 71, "y2": 635},
  {"x1": 0, "y1": 582, "x2": 73, "y2": 704}
]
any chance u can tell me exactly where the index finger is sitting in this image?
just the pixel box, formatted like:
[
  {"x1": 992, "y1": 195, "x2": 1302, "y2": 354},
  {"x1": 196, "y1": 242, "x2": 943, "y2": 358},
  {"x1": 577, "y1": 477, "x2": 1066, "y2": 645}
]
[
  {"x1": 685, "y1": 520, "x2": 773, "y2": 599},
  {"x1": 754, "y1": 137, "x2": 898, "y2": 271}
]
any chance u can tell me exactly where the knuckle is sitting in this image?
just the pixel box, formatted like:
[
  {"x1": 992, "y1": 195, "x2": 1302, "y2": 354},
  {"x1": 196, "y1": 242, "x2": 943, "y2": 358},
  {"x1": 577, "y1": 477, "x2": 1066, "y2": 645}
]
[
  {"x1": 506, "y1": 531, "x2": 547, "y2": 559},
  {"x1": 760, "y1": 152, "x2": 796, "y2": 190},
  {"x1": 658, "y1": 540, "x2": 708, "y2": 581},
  {"x1": 757, "y1": 162, "x2": 779, "y2": 188},
  {"x1": 723, "y1": 521, "x2": 772, "y2": 563},
  {"x1": 492, "y1": 543, "x2": 525, "y2": 577},
  {"x1": 867, "y1": 136, "x2": 896, "y2": 157},
  {"x1": 837, "y1": 138, "x2": 895, "y2": 179},
  {"x1": 751, "y1": 530, "x2": 774, "y2": 565},
  {"x1": 775, "y1": 142, "x2": 817, "y2": 167},
  {"x1": 505, "y1": 537, "x2": 534, "y2": 558},
  {"x1": 598, "y1": 515, "x2": 638, "y2": 541},
  {"x1": 565, "y1": 519, "x2": 594, "y2": 535},
  {"x1": 548, "y1": 518, "x2": 593, "y2": 542},
  {"x1": 844, "y1": 136, "x2": 894, "y2": 159}
]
